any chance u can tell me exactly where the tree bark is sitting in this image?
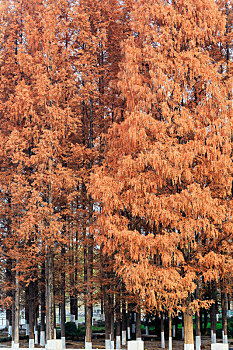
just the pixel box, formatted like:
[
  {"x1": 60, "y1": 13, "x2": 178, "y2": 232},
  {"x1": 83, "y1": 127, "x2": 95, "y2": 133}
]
[
  {"x1": 136, "y1": 309, "x2": 141, "y2": 340},
  {"x1": 221, "y1": 291, "x2": 227, "y2": 344},
  {"x1": 126, "y1": 307, "x2": 131, "y2": 341},
  {"x1": 12, "y1": 301, "x2": 15, "y2": 347},
  {"x1": 210, "y1": 303, "x2": 216, "y2": 344},
  {"x1": 116, "y1": 297, "x2": 121, "y2": 349},
  {"x1": 195, "y1": 312, "x2": 201, "y2": 350},
  {"x1": 61, "y1": 248, "x2": 66, "y2": 349},
  {"x1": 169, "y1": 315, "x2": 172, "y2": 350},
  {"x1": 203, "y1": 309, "x2": 207, "y2": 336},
  {"x1": 6, "y1": 259, "x2": 13, "y2": 338},
  {"x1": 40, "y1": 263, "x2": 46, "y2": 346},
  {"x1": 227, "y1": 293, "x2": 230, "y2": 312},
  {"x1": 200, "y1": 309, "x2": 203, "y2": 335},
  {"x1": 46, "y1": 249, "x2": 55, "y2": 341},
  {"x1": 14, "y1": 270, "x2": 19, "y2": 347},
  {"x1": 184, "y1": 308, "x2": 194, "y2": 350},
  {"x1": 161, "y1": 313, "x2": 165, "y2": 349},
  {"x1": 85, "y1": 242, "x2": 93, "y2": 348},
  {"x1": 122, "y1": 297, "x2": 127, "y2": 345},
  {"x1": 29, "y1": 281, "x2": 35, "y2": 348},
  {"x1": 105, "y1": 287, "x2": 111, "y2": 349},
  {"x1": 110, "y1": 295, "x2": 115, "y2": 349}
]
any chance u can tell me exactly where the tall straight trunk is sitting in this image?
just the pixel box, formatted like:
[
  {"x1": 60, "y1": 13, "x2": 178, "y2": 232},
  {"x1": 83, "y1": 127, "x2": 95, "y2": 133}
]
[
  {"x1": 116, "y1": 298, "x2": 121, "y2": 349},
  {"x1": 46, "y1": 151, "x2": 54, "y2": 342},
  {"x1": 221, "y1": 291, "x2": 227, "y2": 344},
  {"x1": 85, "y1": 242, "x2": 93, "y2": 349},
  {"x1": 74, "y1": 232, "x2": 78, "y2": 324},
  {"x1": 182, "y1": 312, "x2": 184, "y2": 340},
  {"x1": 126, "y1": 307, "x2": 131, "y2": 341},
  {"x1": 34, "y1": 306, "x2": 39, "y2": 345},
  {"x1": 111, "y1": 300, "x2": 115, "y2": 349},
  {"x1": 70, "y1": 239, "x2": 76, "y2": 323},
  {"x1": 227, "y1": 293, "x2": 230, "y2": 312},
  {"x1": 122, "y1": 297, "x2": 127, "y2": 345},
  {"x1": 6, "y1": 259, "x2": 13, "y2": 338},
  {"x1": 40, "y1": 263, "x2": 46, "y2": 346},
  {"x1": 195, "y1": 312, "x2": 201, "y2": 350},
  {"x1": 105, "y1": 287, "x2": 111, "y2": 349},
  {"x1": 61, "y1": 248, "x2": 66, "y2": 349},
  {"x1": 168, "y1": 315, "x2": 172, "y2": 350},
  {"x1": 184, "y1": 308, "x2": 194, "y2": 350},
  {"x1": 161, "y1": 313, "x2": 165, "y2": 348},
  {"x1": 172, "y1": 317, "x2": 176, "y2": 338},
  {"x1": 203, "y1": 309, "x2": 207, "y2": 336},
  {"x1": 29, "y1": 281, "x2": 35, "y2": 348},
  {"x1": 46, "y1": 249, "x2": 55, "y2": 341},
  {"x1": 101, "y1": 285, "x2": 104, "y2": 321},
  {"x1": 195, "y1": 281, "x2": 201, "y2": 350},
  {"x1": 84, "y1": 242, "x2": 87, "y2": 325},
  {"x1": 210, "y1": 303, "x2": 216, "y2": 343},
  {"x1": 34, "y1": 280, "x2": 39, "y2": 345},
  {"x1": 70, "y1": 296, "x2": 77, "y2": 322},
  {"x1": 136, "y1": 309, "x2": 141, "y2": 340},
  {"x1": 14, "y1": 270, "x2": 19, "y2": 347},
  {"x1": 54, "y1": 303, "x2": 57, "y2": 339},
  {"x1": 86, "y1": 306, "x2": 92, "y2": 346},
  {"x1": 25, "y1": 287, "x2": 29, "y2": 336},
  {"x1": 12, "y1": 301, "x2": 15, "y2": 347},
  {"x1": 6, "y1": 308, "x2": 12, "y2": 337},
  {"x1": 131, "y1": 307, "x2": 136, "y2": 338},
  {"x1": 200, "y1": 309, "x2": 203, "y2": 335}
]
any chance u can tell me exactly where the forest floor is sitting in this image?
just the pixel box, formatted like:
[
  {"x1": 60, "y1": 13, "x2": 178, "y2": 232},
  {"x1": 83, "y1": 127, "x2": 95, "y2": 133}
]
[{"x1": 0, "y1": 336, "x2": 233, "y2": 349}]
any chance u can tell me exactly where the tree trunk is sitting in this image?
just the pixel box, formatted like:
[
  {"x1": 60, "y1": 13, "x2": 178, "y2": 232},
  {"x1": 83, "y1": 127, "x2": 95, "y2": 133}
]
[
  {"x1": 6, "y1": 307, "x2": 12, "y2": 338},
  {"x1": 227, "y1": 293, "x2": 230, "y2": 314},
  {"x1": 200, "y1": 309, "x2": 203, "y2": 335},
  {"x1": 161, "y1": 313, "x2": 165, "y2": 349},
  {"x1": 195, "y1": 312, "x2": 201, "y2": 350},
  {"x1": 203, "y1": 309, "x2": 207, "y2": 336},
  {"x1": 122, "y1": 297, "x2": 127, "y2": 345},
  {"x1": 172, "y1": 317, "x2": 176, "y2": 338},
  {"x1": 184, "y1": 308, "x2": 194, "y2": 350},
  {"x1": 136, "y1": 310, "x2": 141, "y2": 341},
  {"x1": 127, "y1": 308, "x2": 131, "y2": 341},
  {"x1": 29, "y1": 281, "x2": 35, "y2": 348},
  {"x1": 34, "y1": 280, "x2": 39, "y2": 345},
  {"x1": 210, "y1": 303, "x2": 216, "y2": 344},
  {"x1": 40, "y1": 263, "x2": 46, "y2": 346},
  {"x1": 12, "y1": 301, "x2": 15, "y2": 348},
  {"x1": 116, "y1": 298, "x2": 121, "y2": 350},
  {"x1": 182, "y1": 312, "x2": 184, "y2": 340},
  {"x1": 131, "y1": 309, "x2": 136, "y2": 338},
  {"x1": 195, "y1": 281, "x2": 201, "y2": 350},
  {"x1": 86, "y1": 305, "x2": 92, "y2": 348},
  {"x1": 221, "y1": 292, "x2": 227, "y2": 344},
  {"x1": 169, "y1": 315, "x2": 172, "y2": 350},
  {"x1": 61, "y1": 248, "x2": 66, "y2": 349},
  {"x1": 74, "y1": 251, "x2": 78, "y2": 326},
  {"x1": 54, "y1": 303, "x2": 57, "y2": 339},
  {"x1": 105, "y1": 289, "x2": 111, "y2": 349},
  {"x1": 34, "y1": 306, "x2": 39, "y2": 345},
  {"x1": 85, "y1": 243, "x2": 93, "y2": 349},
  {"x1": 101, "y1": 285, "x2": 104, "y2": 321},
  {"x1": 46, "y1": 249, "x2": 55, "y2": 341},
  {"x1": 70, "y1": 294, "x2": 76, "y2": 322},
  {"x1": 6, "y1": 259, "x2": 13, "y2": 338},
  {"x1": 110, "y1": 296, "x2": 115, "y2": 349}
]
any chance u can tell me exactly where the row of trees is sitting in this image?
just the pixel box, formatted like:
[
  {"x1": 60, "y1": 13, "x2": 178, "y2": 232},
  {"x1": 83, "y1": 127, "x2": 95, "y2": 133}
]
[{"x1": 0, "y1": 0, "x2": 233, "y2": 349}]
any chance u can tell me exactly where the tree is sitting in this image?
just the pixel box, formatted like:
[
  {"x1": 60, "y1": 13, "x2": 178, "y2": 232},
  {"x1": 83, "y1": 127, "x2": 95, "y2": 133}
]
[{"x1": 90, "y1": 1, "x2": 233, "y2": 349}]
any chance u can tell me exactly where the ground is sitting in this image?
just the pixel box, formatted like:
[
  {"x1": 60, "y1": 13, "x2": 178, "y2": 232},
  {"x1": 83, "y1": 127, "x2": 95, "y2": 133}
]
[{"x1": 0, "y1": 336, "x2": 232, "y2": 349}]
